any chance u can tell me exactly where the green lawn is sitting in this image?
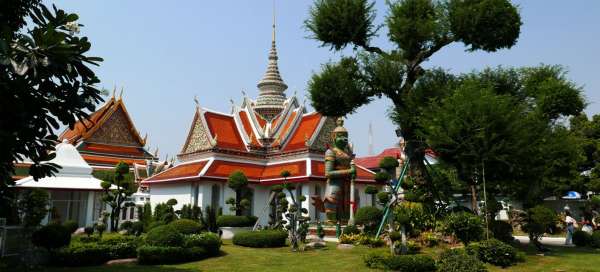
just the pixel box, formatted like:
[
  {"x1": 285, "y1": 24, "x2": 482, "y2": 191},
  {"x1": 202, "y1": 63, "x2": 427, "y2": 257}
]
[{"x1": 37, "y1": 241, "x2": 600, "y2": 272}]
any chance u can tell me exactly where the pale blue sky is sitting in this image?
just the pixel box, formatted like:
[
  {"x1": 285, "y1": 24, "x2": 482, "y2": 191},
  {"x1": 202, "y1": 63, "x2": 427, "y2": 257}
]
[{"x1": 52, "y1": 0, "x2": 600, "y2": 160}]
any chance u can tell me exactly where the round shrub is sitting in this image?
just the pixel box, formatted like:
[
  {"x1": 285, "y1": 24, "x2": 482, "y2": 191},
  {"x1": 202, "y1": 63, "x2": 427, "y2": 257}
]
[
  {"x1": 343, "y1": 224, "x2": 360, "y2": 235},
  {"x1": 119, "y1": 221, "x2": 133, "y2": 231},
  {"x1": 591, "y1": 231, "x2": 600, "y2": 248},
  {"x1": 131, "y1": 221, "x2": 144, "y2": 236},
  {"x1": 437, "y1": 249, "x2": 486, "y2": 272},
  {"x1": 216, "y1": 215, "x2": 257, "y2": 227},
  {"x1": 354, "y1": 206, "x2": 383, "y2": 233},
  {"x1": 169, "y1": 219, "x2": 203, "y2": 235},
  {"x1": 183, "y1": 233, "x2": 222, "y2": 255},
  {"x1": 63, "y1": 220, "x2": 79, "y2": 234},
  {"x1": 32, "y1": 224, "x2": 71, "y2": 250},
  {"x1": 365, "y1": 185, "x2": 378, "y2": 195},
  {"x1": 145, "y1": 225, "x2": 184, "y2": 247},
  {"x1": 573, "y1": 230, "x2": 591, "y2": 247},
  {"x1": 363, "y1": 252, "x2": 389, "y2": 269},
  {"x1": 490, "y1": 220, "x2": 513, "y2": 243},
  {"x1": 383, "y1": 254, "x2": 436, "y2": 272},
  {"x1": 232, "y1": 230, "x2": 287, "y2": 248},
  {"x1": 443, "y1": 212, "x2": 484, "y2": 245},
  {"x1": 466, "y1": 238, "x2": 517, "y2": 268},
  {"x1": 379, "y1": 156, "x2": 399, "y2": 170}
]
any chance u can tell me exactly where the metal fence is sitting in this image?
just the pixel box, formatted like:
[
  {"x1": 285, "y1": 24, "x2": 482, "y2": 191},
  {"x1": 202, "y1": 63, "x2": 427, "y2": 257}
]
[{"x1": 0, "y1": 219, "x2": 27, "y2": 257}]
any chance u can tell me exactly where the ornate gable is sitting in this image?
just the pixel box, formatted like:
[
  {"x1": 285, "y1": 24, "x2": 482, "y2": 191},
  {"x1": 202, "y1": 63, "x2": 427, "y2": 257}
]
[
  {"x1": 309, "y1": 116, "x2": 335, "y2": 152},
  {"x1": 181, "y1": 109, "x2": 213, "y2": 155},
  {"x1": 87, "y1": 107, "x2": 140, "y2": 146}
]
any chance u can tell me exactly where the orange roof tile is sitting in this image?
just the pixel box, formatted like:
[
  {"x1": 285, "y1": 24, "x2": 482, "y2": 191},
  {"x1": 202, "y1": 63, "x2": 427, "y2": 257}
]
[
  {"x1": 311, "y1": 160, "x2": 326, "y2": 177},
  {"x1": 204, "y1": 111, "x2": 246, "y2": 151},
  {"x1": 144, "y1": 160, "x2": 208, "y2": 182},
  {"x1": 204, "y1": 160, "x2": 264, "y2": 180},
  {"x1": 354, "y1": 147, "x2": 403, "y2": 170},
  {"x1": 273, "y1": 111, "x2": 297, "y2": 146},
  {"x1": 254, "y1": 112, "x2": 267, "y2": 128},
  {"x1": 261, "y1": 161, "x2": 306, "y2": 180},
  {"x1": 283, "y1": 113, "x2": 321, "y2": 152},
  {"x1": 81, "y1": 155, "x2": 147, "y2": 166},
  {"x1": 238, "y1": 111, "x2": 261, "y2": 146},
  {"x1": 81, "y1": 143, "x2": 147, "y2": 157}
]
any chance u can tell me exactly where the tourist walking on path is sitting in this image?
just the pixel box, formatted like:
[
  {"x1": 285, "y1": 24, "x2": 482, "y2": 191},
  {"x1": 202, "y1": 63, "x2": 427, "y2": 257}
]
[{"x1": 565, "y1": 210, "x2": 578, "y2": 245}]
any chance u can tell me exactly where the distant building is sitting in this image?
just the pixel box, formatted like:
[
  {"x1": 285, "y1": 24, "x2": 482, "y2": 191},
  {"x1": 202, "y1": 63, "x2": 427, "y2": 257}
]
[{"x1": 141, "y1": 23, "x2": 378, "y2": 225}]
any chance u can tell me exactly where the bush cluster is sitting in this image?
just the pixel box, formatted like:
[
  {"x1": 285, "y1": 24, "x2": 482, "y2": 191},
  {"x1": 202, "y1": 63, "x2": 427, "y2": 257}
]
[
  {"x1": 145, "y1": 225, "x2": 184, "y2": 247},
  {"x1": 51, "y1": 233, "x2": 139, "y2": 266},
  {"x1": 466, "y1": 239, "x2": 517, "y2": 268},
  {"x1": 216, "y1": 215, "x2": 257, "y2": 227},
  {"x1": 232, "y1": 230, "x2": 288, "y2": 248},
  {"x1": 573, "y1": 230, "x2": 591, "y2": 247},
  {"x1": 354, "y1": 206, "x2": 383, "y2": 234},
  {"x1": 437, "y1": 249, "x2": 486, "y2": 272},
  {"x1": 339, "y1": 233, "x2": 384, "y2": 247},
  {"x1": 489, "y1": 220, "x2": 513, "y2": 243},
  {"x1": 183, "y1": 233, "x2": 222, "y2": 255},
  {"x1": 443, "y1": 212, "x2": 484, "y2": 245},
  {"x1": 31, "y1": 224, "x2": 71, "y2": 250},
  {"x1": 343, "y1": 224, "x2": 360, "y2": 235},
  {"x1": 63, "y1": 220, "x2": 79, "y2": 234},
  {"x1": 169, "y1": 219, "x2": 203, "y2": 235},
  {"x1": 383, "y1": 254, "x2": 436, "y2": 272},
  {"x1": 591, "y1": 231, "x2": 600, "y2": 248}
]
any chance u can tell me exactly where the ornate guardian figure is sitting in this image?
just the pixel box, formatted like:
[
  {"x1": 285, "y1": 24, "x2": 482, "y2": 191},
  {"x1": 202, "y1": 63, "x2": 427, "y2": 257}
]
[{"x1": 312, "y1": 118, "x2": 356, "y2": 222}]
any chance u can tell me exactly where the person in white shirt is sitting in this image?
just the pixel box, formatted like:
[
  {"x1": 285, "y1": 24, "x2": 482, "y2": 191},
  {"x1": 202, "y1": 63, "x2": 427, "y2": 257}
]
[{"x1": 565, "y1": 210, "x2": 578, "y2": 245}]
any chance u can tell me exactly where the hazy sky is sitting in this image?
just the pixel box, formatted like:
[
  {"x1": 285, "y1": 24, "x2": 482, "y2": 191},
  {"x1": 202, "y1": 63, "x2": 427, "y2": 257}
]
[{"x1": 52, "y1": 0, "x2": 600, "y2": 160}]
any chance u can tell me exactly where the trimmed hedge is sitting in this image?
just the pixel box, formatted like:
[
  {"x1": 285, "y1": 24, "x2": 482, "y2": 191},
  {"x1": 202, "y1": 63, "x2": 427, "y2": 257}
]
[
  {"x1": 573, "y1": 230, "x2": 591, "y2": 247},
  {"x1": 232, "y1": 230, "x2": 287, "y2": 248},
  {"x1": 383, "y1": 255, "x2": 436, "y2": 272},
  {"x1": 169, "y1": 219, "x2": 203, "y2": 235},
  {"x1": 31, "y1": 224, "x2": 71, "y2": 250},
  {"x1": 216, "y1": 215, "x2": 257, "y2": 227},
  {"x1": 145, "y1": 225, "x2": 184, "y2": 247},
  {"x1": 437, "y1": 249, "x2": 486, "y2": 272},
  {"x1": 490, "y1": 220, "x2": 513, "y2": 243},
  {"x1": 63, "y1": 220, "x2": 79, "y2": 234},
  {"x1": 137, "y1": 246, "x2": 208, "y2": 265},
  {"x1": 466, "y1": 238, "x2": 516, "y2": 268},
  {"x1": 183, "y1": 233, "x2": 222, "y2": 255},
  {"x1": 51, "y1": 244, "x2": 111, "y2": 266},
  {"x1": 444, "y1": 212, "x2": 484, "y2": 245}
]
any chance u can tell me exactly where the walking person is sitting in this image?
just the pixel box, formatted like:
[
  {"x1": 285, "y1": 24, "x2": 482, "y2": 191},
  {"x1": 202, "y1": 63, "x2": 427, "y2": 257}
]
[{"x1": 565, "y1": 210, "x2": 578, "y2": 245}]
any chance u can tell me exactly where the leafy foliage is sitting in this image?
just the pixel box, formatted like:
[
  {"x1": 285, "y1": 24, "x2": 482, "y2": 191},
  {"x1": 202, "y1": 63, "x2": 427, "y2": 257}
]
[
  {"x1": 227, "y1": 171, "x2": 251, "y2": 215},
  {"x1": 443, "y1": 212, "x2": 484, "y2": 245},
  {"x1": 100, "y1": 161, "x2": 136, "y2": 231},
  {"x1": 0, "y1": 1, "x2": 103, "y2": 188},
  {"x1": 573, "y1": 230, "x2": 591, "y2": 247},
  {"x1": 183, "y1": 233, "x2": 222, "y2": 255},
  {"x1": 31, "y1": 223, "x2": 71, "y2": 250},
  {"x1": 232, "y1": 230, "x2": 288, "y2": 248},
  {"x1": 168, "y1": 219, "x2": 203, "y2": 235},
  {"x1": 216, "y1": 215, "x2": 257, "y2": 227},
  {"x1": 63, "y1": 220, "x2": 79, "y2": 234},
  {"x1": 437, "y1": 248, "x2": 486, "y2": 272},
  {"x1": 522, "y1": 205, "x2": 557, "y2": 251},
  {"x1": 145, "y1": 225, "x2": 184, "y2": 247},
  {"x1": 18, "y1": 188, "x2": 49, "y2": 227},
  {"x1": 466, "y1": 238, "x2": 517, "y2": 267},
  {"x1": 136, "y1": 246, "x2": 209, "y2": 265},
  {"x1": 354, "y1": 206, "x2": 383, "y2": 234},
  {"x1": 383, "y1": 254, "x2": 436, "y2": 272}
]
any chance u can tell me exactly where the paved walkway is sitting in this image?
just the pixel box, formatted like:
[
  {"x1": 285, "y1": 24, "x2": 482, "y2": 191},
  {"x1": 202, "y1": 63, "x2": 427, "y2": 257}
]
[{"x1": 513, "y1": 236, "x2": 573, "y2": 247}]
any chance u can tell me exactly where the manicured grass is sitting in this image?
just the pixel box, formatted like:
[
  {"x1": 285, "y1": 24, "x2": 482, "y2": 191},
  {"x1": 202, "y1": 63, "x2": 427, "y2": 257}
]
[{"x1": 39, "y1": 240, "x2": 600, "y2": 272}]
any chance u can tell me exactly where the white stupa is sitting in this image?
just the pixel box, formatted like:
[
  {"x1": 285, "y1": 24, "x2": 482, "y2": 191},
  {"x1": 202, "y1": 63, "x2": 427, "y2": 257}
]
[{"x1": 15, "y1": 140, "x2": 106, "y2": 190}]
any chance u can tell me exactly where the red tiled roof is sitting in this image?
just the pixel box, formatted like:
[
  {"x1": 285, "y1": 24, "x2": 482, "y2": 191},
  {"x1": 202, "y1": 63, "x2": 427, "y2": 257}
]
[
  {"x1": 81, "y1": 155, "x2": 147, "y2": 167},
  {"x1": 238, "y1": 111, "x2": 261, "y2": 146},
  {"x1": 261, "y1": 161, "x2": 306, "y2": 180},
  {"x1": 81, "y1": 143, "x2": 147, "y2": 157},
  {"x1": 283, "y1": 113, "x2": 321, "y2": 152},
  {"x1": 204, "y1": 160, "x2": 264, "y2": 180},
  {"x1": 354, "y1": 147, "x2": 403, "y2": 170},
  {"x1": 204, "y1": 111, "x2": 246, "y2": 151},
  {"x1": 273, "y1": 110, "x2": 297, "y2": 147},
  {"x1": 144, "y1": 160, "x2": 208, "y2": 183}
]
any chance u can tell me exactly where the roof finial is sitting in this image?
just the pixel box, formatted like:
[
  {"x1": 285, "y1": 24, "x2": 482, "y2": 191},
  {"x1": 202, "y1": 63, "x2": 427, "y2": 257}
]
[
  {"x1": 112, "y1": 85, "x2": 116, "y2": 98},
  {"x1": 272, "y1": 0, "x2": 276, "y2": 43},
  {"x1": 119, "y1": 86, "x2": 124, "y2": 100},
  {"x1": 194, "y1": 95, "x2": 200, "y2": 109}
]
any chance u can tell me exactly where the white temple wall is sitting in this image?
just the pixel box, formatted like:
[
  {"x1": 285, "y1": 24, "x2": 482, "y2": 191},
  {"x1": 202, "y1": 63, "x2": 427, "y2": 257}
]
[
  {"x1": 148, "y1": 183, "x2": 193, "y2": 211},
  {"x1": 250, "y1": 185, "x2": 271, "y2": 226}
]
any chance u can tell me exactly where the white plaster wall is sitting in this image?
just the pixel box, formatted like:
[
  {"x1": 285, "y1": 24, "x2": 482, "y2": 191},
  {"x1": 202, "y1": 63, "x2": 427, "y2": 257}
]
[
  {"x1": 148, "y1": 183, "x2": 193, "y2": 211},
  {"x1": 251, "y1": 185, "x2": 271, "y2": 226}
]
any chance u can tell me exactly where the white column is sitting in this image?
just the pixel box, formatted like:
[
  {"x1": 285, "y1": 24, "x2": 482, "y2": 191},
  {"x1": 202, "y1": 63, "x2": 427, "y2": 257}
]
[
  {"x1": 349, "y1": 179, "x2": 355, "y2": 224},
  {"x1": 85, "y1": 191, "x2": 95, "y2": 226}
]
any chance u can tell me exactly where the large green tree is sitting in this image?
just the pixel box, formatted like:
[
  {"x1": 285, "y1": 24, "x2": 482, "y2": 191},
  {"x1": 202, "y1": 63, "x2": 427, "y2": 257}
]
[
  {"x1": 419, "y1": 66, "x2": 585, "y2": 208},
  {"x1": 0, "y1": 1, "x2": 103, "y2": 188},
  {"x1": 305, "y1": 0, "x2": 522, "y2": 188}
]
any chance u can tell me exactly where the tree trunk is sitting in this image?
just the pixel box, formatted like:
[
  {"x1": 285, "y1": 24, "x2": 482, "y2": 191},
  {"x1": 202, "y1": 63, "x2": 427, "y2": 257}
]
[{"x1": 470, "y1": 184, "x2": 479, "y2": 215}]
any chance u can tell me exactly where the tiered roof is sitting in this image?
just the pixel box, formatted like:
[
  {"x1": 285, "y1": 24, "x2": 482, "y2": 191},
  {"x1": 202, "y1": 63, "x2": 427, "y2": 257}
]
[
  {"x1": 142, "y1": 22, "x2": 376, "y2": 186},
  {"x1": 58, "y1": 95, "x2": 157, "y2": 169}
]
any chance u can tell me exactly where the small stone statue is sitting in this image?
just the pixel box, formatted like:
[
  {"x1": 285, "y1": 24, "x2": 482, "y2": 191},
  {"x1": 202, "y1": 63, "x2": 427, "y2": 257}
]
[{"x1": 312, "y1": 118, "x2": 356, "y2": 223}]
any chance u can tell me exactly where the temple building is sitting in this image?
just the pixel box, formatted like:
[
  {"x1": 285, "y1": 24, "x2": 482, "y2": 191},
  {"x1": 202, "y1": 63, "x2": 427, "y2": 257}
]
[{"x1": 141, "y1": 23, "x2": 379, "y2": 225}]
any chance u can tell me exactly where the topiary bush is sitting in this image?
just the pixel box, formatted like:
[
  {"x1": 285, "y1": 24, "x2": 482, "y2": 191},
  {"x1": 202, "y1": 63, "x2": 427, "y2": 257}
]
[
  {"x1": 145, "y1": 225, "x2": 184, "y2": 247},
  {"x1": 216, "y1": 215, "x2": 257, "y2": 227},
  {"x1": 183, "y1": 233, "x2": 222, "y2": 255},
  {"x1": 522, "y1": 205, "x2": 557, "y2": 251},
  {"x1": 489, "y1": 220, "x2": 514, "y2": 243},
  {"x1": 343, "y1": 224, "x2": 360, "y2": 235},
  {"x1": 169, "y1": 219, "x2": 203, "y2": 235},
  {"x1": 443, "y1": 212, "x2": 484, "y2": 245},
  {"x1": 354, "y1": 206, "x2": 383, "y2": 234},
  {"x1": 137, "y1": 246, "x2": 208, "y2": 265},
  {"x1": 31, "y1": 223, "x2": 71, "y2": 250},
  {"x1": 591, "y1": 231, "x2": 600, "y2": 248},
  {"x1": 63, "y1": 220, "x2": 79, "y2": 234},
  {"x1": 363, "y1": 252, "x2": 389, "y2": 269},
  {"x1": 466, "y1": 238, "x2": 517, "y2": 268},
  {"x1": 383, "y1": 254, "x2": 436, "y2": 272},
  {"x1": 51, "y1": 244, "x2": 112, "y2": 266},
  {"x1": 437, "y1": 248, "x2": 486, "y2": 272},
  {"x1": 232, "y1": 230, "x2": 288, "y2": 248},
  {"x1": 573, "y1": 230, "x2": 591, "y2": 247}
]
